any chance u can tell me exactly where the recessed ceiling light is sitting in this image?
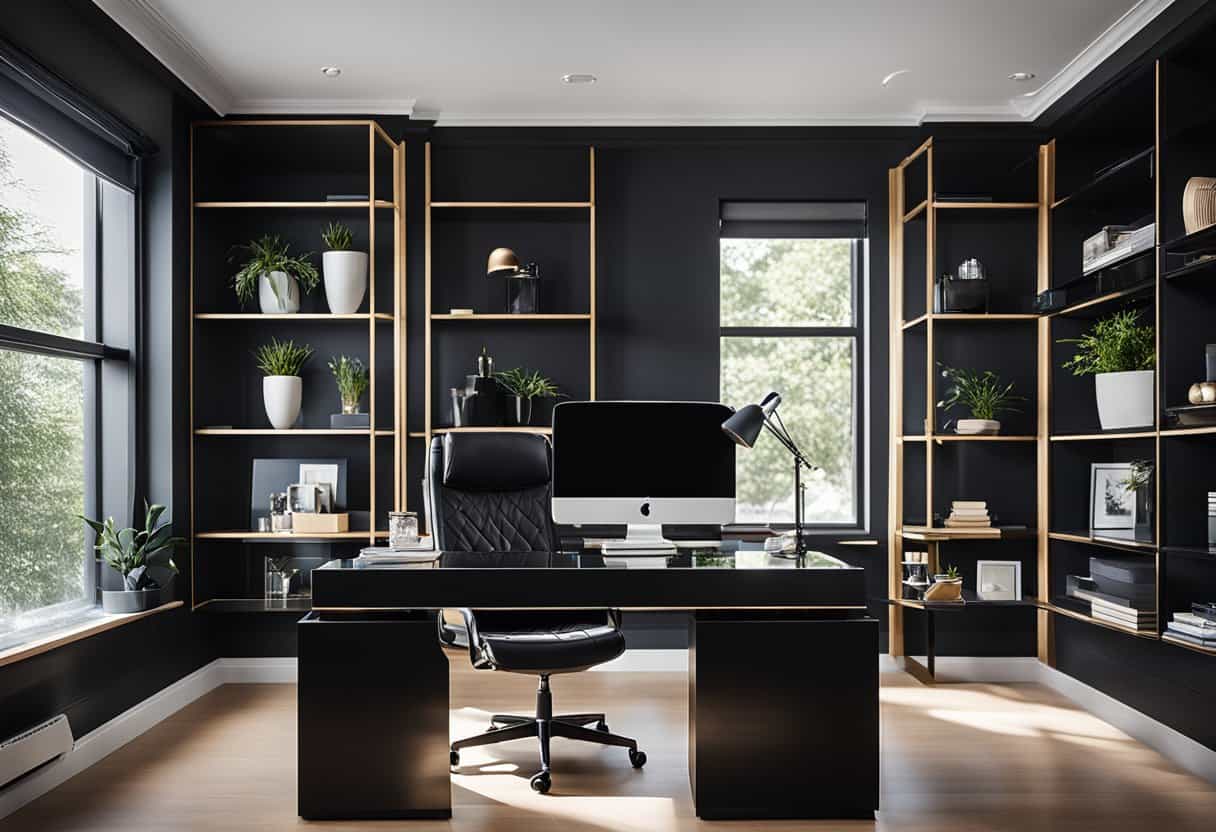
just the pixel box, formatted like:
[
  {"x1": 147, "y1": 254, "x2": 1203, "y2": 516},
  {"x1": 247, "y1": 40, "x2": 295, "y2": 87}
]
[
  {"x1": 321, "y1": 66, "x2": 342, "y2": 78},
  {"x1": 1008, "y1": 72, "x2": 1036, "y2": 82},
  {"x1": 562, "y1": 73, "x2": 597, "y2": 85}
]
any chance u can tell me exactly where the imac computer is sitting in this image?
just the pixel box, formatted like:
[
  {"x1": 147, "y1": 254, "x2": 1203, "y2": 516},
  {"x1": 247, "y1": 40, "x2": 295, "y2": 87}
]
[{"x1": 551, "y1": 400, "x2": 735, "y2": 553}]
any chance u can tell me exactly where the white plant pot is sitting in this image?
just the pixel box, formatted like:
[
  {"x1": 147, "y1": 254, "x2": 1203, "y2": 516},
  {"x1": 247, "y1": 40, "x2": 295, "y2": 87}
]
[
  {"x1": 258, "y1": 270, "x2": 300, "y2": 314},
  {"x1": 1095, "y1": 369, "x2": 1155, "y2": 430},
  {"x1": 956, "y1": 418, "x2": 1001, "y2": 435},
  {"x1": 263, "y1": 375, "x2": 302, "y2": 429},
  {"x1": 322, "y1": 251, "x2": 368, "y2": 314}
]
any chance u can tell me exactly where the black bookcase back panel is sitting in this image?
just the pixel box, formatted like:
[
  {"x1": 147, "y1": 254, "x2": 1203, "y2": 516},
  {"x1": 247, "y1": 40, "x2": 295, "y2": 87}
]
[
  {"x1": 431, "y1": 324, "x2": 591, "y2": 428},
  {"x1": 193, "y1": 124, "x2": 394, "y2": 203},
  {"x1": 1047, "y1": 539, "x2": 1155, "y2": 603},
  {"x1": 1049, "y1": 437, "x2": 1156, "y2": 535},
  {"x1": 1162, "y1": 434, "x2": 1216, "y2": 547},
  {"x1": 1162, "y1": 552, "x2": 1216, "y2": 618},
  {"x1": 901, "y1": 441, "x2": 927, "y2": 527},
  {"x1": 194, "y1": 209, "x2": 397, "y2": 315},
  {"x1": 933, "y1": 139, "x2": 1040, "y2": 204},
  {"x1": 926, "y1": 537, "x2": 1038, "y2": 598},
  {"x1": 901, "y1": 329, "x2": 928, "y2": 436},
  {"x1": 1050, "y1": 306, "x2": 1157, "y2": 436},
  {"x1": 430, "y1": 145, "x2": 590, "y2": 203},
  {"x1": 935, "y1": 213, "x2": 1038, "y2": 313},
  {"x1": 932, "y1": 442, "x2": 1037, "y2": 528},
  {"x1": 903, "y1": 605, "x2": 1037, "y2": 657},
  {"x1": 1160, "y1": 280, "x2": 1216, "y2": 411},
  {"x1": 902, "y1": 217, "x2": 928, "y2": 321},
  {"x1": 901, "y1": 152, "x2": 928, "y2": 213},
  {"x1": 194, "y1": 323, "x2": 394, "y2": 431},
  {"x1": 430, "y1": 210, "x2": 591, "y2": 315},
  {"x1": 1160, "y1": 46, "x2": 1216, "y2": 244},
  {"x1": 933, "y1": 322, "x2": 1038, "y2": 436}
]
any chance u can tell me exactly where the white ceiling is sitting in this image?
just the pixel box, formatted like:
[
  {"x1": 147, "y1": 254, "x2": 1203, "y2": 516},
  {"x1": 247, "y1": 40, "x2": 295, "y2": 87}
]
[{"x1": 95, "y1": 0, "x2": 1173, "y2": 125}]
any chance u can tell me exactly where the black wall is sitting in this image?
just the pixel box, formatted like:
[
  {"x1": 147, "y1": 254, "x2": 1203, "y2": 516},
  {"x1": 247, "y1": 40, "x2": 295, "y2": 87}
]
[{"x1": 0, "y1": 0, "x2": 212, "y2": 740}]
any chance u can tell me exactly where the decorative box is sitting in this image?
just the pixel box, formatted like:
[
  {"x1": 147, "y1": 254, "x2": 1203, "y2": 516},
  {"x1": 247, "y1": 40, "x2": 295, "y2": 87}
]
[
  {"x1": 291, "y1": 512, "x2": 350, "y2": 534},
  {"x1": 935, "y1": 276, "x2": 989, "y2": 313},
  {"x1": 330, "y1": 412, "x2": 370, "y2": 429}
]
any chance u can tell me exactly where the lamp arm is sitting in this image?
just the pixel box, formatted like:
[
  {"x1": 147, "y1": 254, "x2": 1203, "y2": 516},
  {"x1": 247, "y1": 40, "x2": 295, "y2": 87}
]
[{"x1": 762, "y1": 417, "x2": 816, "y2": 470}]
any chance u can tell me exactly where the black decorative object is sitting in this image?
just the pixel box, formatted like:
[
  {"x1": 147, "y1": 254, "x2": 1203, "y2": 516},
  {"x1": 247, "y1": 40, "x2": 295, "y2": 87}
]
[
  {"x1": 722, "y1": 392, "x2": 819, "y2": 559},
  {"x1": 935, "y1": 274, "x2": 990, "y2": 313},
  {"x1": 504, "y1": 262, "x2": 540, "y2": 314},
  {"x1": 466, "y1": 350, "x2": 501, "y2": 426}
]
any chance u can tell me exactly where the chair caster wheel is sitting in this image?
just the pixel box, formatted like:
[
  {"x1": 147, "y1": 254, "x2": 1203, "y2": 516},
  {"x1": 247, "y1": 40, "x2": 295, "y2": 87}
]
[
  {"x1": 629, "y1": 749, "x2": 647, "y2": 769},
  {"x1": 595, "y1": 721, "x2": 609, "y2": 732},
  {"x1": 530, "y1": 771, "x2": 552, "y2": 794},
  {"x1": 450, "y1": 750, "x2": 460, "y2": 767}
]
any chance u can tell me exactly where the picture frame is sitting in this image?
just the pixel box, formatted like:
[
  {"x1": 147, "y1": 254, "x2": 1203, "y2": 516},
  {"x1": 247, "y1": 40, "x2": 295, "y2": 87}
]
[
  {"x1": 976, "y1": 560, "x2": 1021, "y2": 601},
  {"x1": 1089, "y1": 462, "x2": 1136, "y2": 530}
]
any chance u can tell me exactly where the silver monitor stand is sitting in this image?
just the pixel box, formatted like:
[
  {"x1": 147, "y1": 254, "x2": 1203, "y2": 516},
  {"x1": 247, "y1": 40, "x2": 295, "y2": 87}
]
[{"x1": 600, "y1": 523, "x2": 677, "y2": 555}]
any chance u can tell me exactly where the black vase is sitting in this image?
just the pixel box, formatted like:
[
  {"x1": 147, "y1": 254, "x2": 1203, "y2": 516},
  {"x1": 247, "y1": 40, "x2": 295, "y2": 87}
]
[{"x1": 507, "y1": 396, "x2": 533, "y2": 426}]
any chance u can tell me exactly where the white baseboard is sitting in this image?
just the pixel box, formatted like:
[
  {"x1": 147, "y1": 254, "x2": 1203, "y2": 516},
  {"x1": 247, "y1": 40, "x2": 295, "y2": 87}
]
[
  {"x1": 0, "y1": 659, "x2": 224, "y2": 821},
  {"x1": 4, "y1": 651, "x2": 1212, "y2": 822}
]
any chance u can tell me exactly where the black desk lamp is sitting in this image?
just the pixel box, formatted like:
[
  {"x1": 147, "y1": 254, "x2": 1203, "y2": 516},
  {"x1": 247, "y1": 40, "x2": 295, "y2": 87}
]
[{"x1": 722, "y1": 392, "x2": 819, "y2": 558}]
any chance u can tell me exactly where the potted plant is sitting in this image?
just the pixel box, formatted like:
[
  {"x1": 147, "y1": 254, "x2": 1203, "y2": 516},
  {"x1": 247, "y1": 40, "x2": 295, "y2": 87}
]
[
  {"x1": 494, "y1": 367, "x2": 562, "y2": 426},
  {"x1": 937, "y1": 364, "x2": 1023, "y2": 435},
  {"x1": 256, "y1": 337, "x2": 313, "y2": 429},
  {"x1": 231, "y1": 234, "x2": 319, "y2": 314},
  {"x1": 320, "y1": 221, "x2": 368, "y2": 314},
  {"x1": 1060, "y1": 309, "x2": 1155, "y2": 430},
  {"x1": 924, "y1": 563, "x2": 963, "y2": 602},
  {"x1": 79, "y1": 502, "x2": 184, "y2": 613},
  {"x1": 328, "y1": 355, "x2": 369, "y2": 415}
]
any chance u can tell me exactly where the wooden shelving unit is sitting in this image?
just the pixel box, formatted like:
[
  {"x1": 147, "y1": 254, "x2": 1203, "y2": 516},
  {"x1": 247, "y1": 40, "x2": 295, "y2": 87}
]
[
  {"x1": 418, "y1": 143, "x2": 597, "y2": 471},
  {"x1": 188, "y1": 119, "x2": 406, "y2": 612},
  {"x1": 887, "y1": 136, "x2": 1046, "y2": 667}
]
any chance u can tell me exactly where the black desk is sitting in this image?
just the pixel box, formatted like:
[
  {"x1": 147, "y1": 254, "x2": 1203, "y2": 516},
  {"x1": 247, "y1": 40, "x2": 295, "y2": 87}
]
[{"x1": 299, "y1": 545, "x2": 879, "y2": 821}]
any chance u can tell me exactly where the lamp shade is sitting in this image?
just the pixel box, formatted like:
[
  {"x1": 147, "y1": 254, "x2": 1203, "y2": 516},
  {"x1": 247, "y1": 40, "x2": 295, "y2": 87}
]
[
  {"x1": 721, "y1": 392, "x2": 782, "y2": 449},
  {"x1": 487, "y1": 247, "x2": 520, "y2": 276},
  {"x1": 722, "y1": 404, "x2": 765, "y2": 448}
]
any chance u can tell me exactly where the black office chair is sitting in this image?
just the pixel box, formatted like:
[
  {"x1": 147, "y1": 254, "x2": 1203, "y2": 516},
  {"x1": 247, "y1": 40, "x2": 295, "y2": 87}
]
[{"x1": 427, "y1": 432, "x2": 646, "y2": 794}]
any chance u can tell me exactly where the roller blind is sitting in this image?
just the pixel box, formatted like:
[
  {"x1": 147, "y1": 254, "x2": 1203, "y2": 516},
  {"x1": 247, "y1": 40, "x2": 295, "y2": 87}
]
[
  {"x1": 0, "y1": 36, "x2": 155, "y2": 191},
  {"x1": 720, "y1": 200, "x2": 867, "y2": 239}
]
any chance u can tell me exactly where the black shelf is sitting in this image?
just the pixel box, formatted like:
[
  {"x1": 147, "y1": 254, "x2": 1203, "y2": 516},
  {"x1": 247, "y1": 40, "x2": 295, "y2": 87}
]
[
  {"x1": 1052, "y1": 147, "x2": 1155, "y2": 210},
  {"x1": 1050, "y1": 530, "x2": 1157, "y2": 553},
  {"x1": 1162, "y1": 545, "x2": 1216, "y2": 560},
  {"x1": 196, "y1": 598, "x2": 313, "y2": 613},
  {"x1": 1162, "y1": 255, "x2": 1216, "y2": 282},
  {"x1": 1047, "y1": 253, "x2": 1155, "y2": 318},
  {"x1": 1163, "y1": 222, "x2": 1216, "y2": 256}
]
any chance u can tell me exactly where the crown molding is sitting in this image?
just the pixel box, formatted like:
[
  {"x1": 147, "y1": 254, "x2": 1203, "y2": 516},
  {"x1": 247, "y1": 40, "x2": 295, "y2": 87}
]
[
  {"x1": 229, "y1": 98, "x2": 416, "y2": 116},
  {"x1": 920, "y1": 105, "x2": 1026, "y2": 123},
  {"x1": 431, "y1": 112, "x2": 926, "y2": 127},
  {"x1": 1012, "y1": 0, "x2": 1175, "y2": 119},
  {"x1": 92, "y1": 0, "x2": 234, "y2": 114}
]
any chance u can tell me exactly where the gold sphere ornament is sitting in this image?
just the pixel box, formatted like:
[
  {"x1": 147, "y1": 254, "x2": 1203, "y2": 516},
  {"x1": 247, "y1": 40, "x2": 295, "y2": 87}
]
[{"x1": 1202, "y1": 382, "x2": 1216, "y2": 403}]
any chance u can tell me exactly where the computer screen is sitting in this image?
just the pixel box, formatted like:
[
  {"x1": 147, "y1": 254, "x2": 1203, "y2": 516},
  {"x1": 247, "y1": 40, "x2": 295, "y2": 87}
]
[{"x1": 552, "y1": 401, "x2": 735, "y2": 499}]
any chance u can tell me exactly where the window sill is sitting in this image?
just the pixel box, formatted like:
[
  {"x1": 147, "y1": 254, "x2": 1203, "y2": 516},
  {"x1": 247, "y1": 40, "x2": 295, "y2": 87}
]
[{"x1": 0, "y1": 600, "x2": 183, "y2": 669}]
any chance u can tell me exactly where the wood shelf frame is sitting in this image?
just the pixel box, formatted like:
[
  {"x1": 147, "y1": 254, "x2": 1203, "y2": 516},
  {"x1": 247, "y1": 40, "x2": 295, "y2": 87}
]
[{"x1": 189, "y1": 119, "x2": 407, "y2": 611}]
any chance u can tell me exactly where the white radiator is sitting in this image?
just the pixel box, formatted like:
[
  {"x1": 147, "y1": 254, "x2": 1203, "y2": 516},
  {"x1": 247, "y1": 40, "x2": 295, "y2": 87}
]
[{"x1": 0, "y1": 715, "x2": 73, "y2": 789}]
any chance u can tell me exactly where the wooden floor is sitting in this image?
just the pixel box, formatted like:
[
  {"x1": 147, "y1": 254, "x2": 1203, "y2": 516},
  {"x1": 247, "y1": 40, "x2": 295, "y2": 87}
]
[{"x1": 7, "y1": 660, "x2": 1216, "y2": 831}]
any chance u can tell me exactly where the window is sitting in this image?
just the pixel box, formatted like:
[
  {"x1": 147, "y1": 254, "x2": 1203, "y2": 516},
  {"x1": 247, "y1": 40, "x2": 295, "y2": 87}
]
[
  {"x1": 0, "y1": 114, "x2": 132, "y2": 649},
  {"x1": 719, "y1": 202, "x2": 865, "y2": 527}
]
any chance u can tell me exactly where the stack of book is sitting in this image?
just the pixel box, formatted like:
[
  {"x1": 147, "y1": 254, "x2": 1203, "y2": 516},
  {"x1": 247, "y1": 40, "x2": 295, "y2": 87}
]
[
  {"x1": 944, "y1": 500, "x2": 999, "y2": 535},
  {"x1": 1066, "y1": 555, "x2": 1157, "y2": 633},
  {"x1": 1164, "y1": 606, "x2": 1216, "y2": 649}
]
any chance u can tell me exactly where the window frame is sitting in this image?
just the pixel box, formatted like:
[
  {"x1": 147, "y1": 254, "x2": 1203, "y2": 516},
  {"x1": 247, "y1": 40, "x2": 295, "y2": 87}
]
[
  {"x1": 0, "y1": 120, "x2": 134, "y2": 647},
  {"x1": 719, "y1": 238, "x2": 867, "y2": 533}
]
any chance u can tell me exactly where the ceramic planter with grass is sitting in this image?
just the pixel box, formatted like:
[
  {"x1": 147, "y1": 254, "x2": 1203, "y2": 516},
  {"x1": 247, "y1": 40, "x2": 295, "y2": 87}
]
[
  {"x1": 936, "y1": 364, "x2": 1022, "y2": 436},
  {"x1": 231, "y1": 234, "x2": 319, "y2": 315},
  {"x1": 80, "y1": 501, "x2": 184, "y2": 614},
  {"x1": 494, "y1": 367, "x2": 562, "y2": 427},
  {"x1": 1060, "y1": 309, "x2": 1155, "y2": 431},
  {"x1": 256, "y1": 337, "x2": 313, "y2": 429},
  {"x1": 321, "y1": 222, "x2": 368, "y2": 314}
]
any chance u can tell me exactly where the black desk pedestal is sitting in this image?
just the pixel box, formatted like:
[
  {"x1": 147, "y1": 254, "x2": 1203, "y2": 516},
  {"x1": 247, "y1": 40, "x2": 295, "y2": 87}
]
[
  {"x1": 689, "y1": 612, "x2": 879, "y2": 820},
  {"x1": 298, "y1": 612, "x2": 451, "y2": 820}
]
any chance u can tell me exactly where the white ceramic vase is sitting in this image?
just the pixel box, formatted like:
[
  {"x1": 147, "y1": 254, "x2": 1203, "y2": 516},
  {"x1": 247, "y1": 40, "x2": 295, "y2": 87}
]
[
  {"x1": 322, "y1": 251, "x2": 368, "y2": 314},
  {"x1": 263, "y1": 375, "x2": 302, "y2": 429},
  {"x1": 1094, "y1": 369, "x2": 1154, "y2": 430},
  {"x1": 956, "y1": 418, "x2": 1000, "y2": 435},
  {"x1": 258, "y1": 270, "x2": 301, "y2": 314}
]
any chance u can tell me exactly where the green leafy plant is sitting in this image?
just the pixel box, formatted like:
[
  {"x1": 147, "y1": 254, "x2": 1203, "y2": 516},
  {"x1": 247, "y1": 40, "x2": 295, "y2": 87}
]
[
  {"x1": 1121, "y1": 460, "x2": 1154, "y2": 492},
  {"x1": 936, "y1": 364, "x2": 1023, "y2": 421},
  {"x1": 230, "y1": 235, "x2": 319, "y2": 308},
  {"x1": 328, "y1": 355, "x2": 369, "y2": 407},
  {"x1": 1060, "y1": 309, "x2": 1155, "y2": 376},
  {"x1": 78, "y1": 501, "x2": 184, "y2": 591},
  {"x1": 321, "y1": 221, "x2": 353, "y2": 251},
  {"x1": 255, "y1": 337, "x2": 313, "y2": 377},
  {"x1": 495, "y1": 367, "x2": 562, "y2": 401},
  {"x1": 943, "y1": 564, "x2": 960, "y2": 581}
]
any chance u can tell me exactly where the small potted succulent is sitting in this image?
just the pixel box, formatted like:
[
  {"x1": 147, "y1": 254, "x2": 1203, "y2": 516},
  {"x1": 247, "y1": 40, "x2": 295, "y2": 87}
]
[
  {"x1": 924, "y1": 563, "x2": 963, "y2": 602},
  {"x1": 494, "y1": 367, "x2": 562, "y2": 426},
  {"x1": 1060, "y1": 309, "x2": 1155, "y2": 430},
  {"x1": 320, "y1": 221, "x2": 368, "y2": 314},
  {"x1": 79, "y1": 501, "x2": 184, "y2": 613},
  {"x1": 231, "y1": 234, "x2": 319, "y2": 314},
  {"x1": 937, "y1": 364, "x2": 1023, "y2": 435},
  {"x1": 328, "y1": 355, "x2": 369, "y2": 423},
  {"x1": 256, "y1": 337, "x2": 313, "y2": 429}
]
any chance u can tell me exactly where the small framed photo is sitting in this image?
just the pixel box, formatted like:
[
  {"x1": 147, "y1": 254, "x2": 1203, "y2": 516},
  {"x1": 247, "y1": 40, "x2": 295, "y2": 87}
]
[
  {"x1": 1090, "y1": 462, "x2": 1136, "y2": 530},
  {"x1": 976, "y1": 560, "x2": 1022, "y2": 601}
]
